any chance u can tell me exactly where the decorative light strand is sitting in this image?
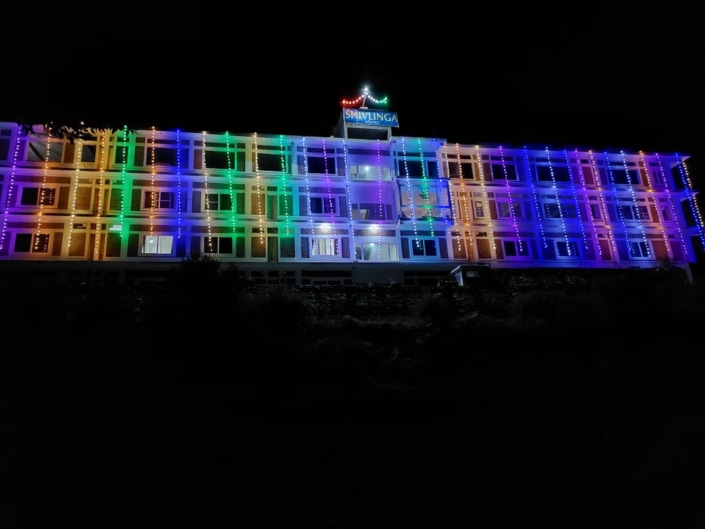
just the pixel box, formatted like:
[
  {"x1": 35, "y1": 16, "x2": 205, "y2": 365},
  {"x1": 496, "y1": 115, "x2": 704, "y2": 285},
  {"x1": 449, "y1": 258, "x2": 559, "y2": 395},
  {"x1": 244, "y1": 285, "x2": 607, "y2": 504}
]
[
  {"x1": 525, "y1": 146, "x2": 548, "y2": 249},
  {"x1": 302, "y1": 137, "x2": 314, "y2": 246},
  {"x1": 279, "y1": 135, "x2": 292, "y2": 236},
  {"x1": 226, "y1": 131, "x2": 236, "y2": 234},
  {"x1": 400, "y1": 137, "x2": 419, "y2": 243},
  {"x1": 149, "y1": 127, "x2": 156, "y2": 236},
  {"x1": 376, "y1": 139, "x2": 383, "y2": 258},
  {"x1": 564, "y1": 149, "x2": 589, "y2": 251},
  {"x1": 605, "y1": 151, "x2": 631, "y2": 258},
  {"x1": 675, "y1": 153, "x2": 705, "y2": 249},
  {"x1": 120, "y1": 125, "x2": 128, "y2": 240},
  {"x1": 176, "y1": 128, "x2": 182, "y2": 239},
  {"x1": 655, "y1": 152, "x2": 688, "y2": 258},
  {"x1": 500, "y1": 146, "x2": 522, "y2": 252},
  {"x1": 621, "y1": 150, "x2": 650, "y2": 257},
  {"x1": 454, "y1": 143, "x2": 471, "y2": 255},
  {"x1": 417, "y1": 138, "x2": 434, "y2": 237},
  {"x1": 545, "y1": 148, "x2": 571, "y2": 254},
  {"x1": 253, "y1": 132, "x2": 264, "y2": 243},
  {"x1": 67, "y1": 140, "x2": 83, "y2": 250},
  {"x1": 573, "y1": 149, "x2": 601, "y2": 256},
  {"x1": 589, "y1": 150, "x2": 619, "y2": 259},
  {"x1": 475, "y1": 145, "x2": 495, "y2": 250},
  {"x1": 203, "y1": 131, "x2": 213, "y2": 252},
  {"x1": 34, "y1": 132, "x2": 52, "y2": 251},
  {"x1": 322, "y1": 138, "x2": 335, "y2": 225},
  {"x1": 1, "y1": 127, "x2": 23, "y2": 251},
  {"x1": 342, "y1": 138, "x2": 355, "y2": 259},
  {"x1": 640, "y1": 151, "x2": 671, "y2": 256},
  {"x1": 93, "y1": 133, "x2": 106, "y2": 256},
  {"x1": 435, "y1": 142, "x2": 451, "y2": 236},
  {"x1": 341, "y1": 87, "x2": 388, "y2": 107}
]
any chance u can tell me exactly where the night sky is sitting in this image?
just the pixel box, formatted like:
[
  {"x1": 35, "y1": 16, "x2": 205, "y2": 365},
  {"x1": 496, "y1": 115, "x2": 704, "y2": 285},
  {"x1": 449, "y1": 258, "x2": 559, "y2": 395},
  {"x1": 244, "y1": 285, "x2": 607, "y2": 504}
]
[{"x1": 5, "y1": 5, "x2": 701, "y2": 183}]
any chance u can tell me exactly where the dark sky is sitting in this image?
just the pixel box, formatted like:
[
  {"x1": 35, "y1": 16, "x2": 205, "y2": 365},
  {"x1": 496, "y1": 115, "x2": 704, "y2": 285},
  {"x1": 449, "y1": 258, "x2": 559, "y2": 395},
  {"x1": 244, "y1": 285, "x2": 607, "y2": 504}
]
[{"x1": 5, "y1": 5, "x2": 702, "y2": 183}]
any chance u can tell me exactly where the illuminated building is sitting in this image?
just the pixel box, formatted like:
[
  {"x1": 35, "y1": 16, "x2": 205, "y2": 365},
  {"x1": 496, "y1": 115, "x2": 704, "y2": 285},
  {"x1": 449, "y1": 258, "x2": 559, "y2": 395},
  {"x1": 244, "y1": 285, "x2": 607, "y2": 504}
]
[{"x1": 1, "y1": 89, "x2": 703, "y2": 285}]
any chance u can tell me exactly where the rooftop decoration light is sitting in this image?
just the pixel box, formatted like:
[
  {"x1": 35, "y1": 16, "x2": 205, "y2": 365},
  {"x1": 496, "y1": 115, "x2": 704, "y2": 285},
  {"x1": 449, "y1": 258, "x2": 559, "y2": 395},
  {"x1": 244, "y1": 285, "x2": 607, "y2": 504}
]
[{"x1": 341, "y1": 86, "x2": 389, "y2": 107}]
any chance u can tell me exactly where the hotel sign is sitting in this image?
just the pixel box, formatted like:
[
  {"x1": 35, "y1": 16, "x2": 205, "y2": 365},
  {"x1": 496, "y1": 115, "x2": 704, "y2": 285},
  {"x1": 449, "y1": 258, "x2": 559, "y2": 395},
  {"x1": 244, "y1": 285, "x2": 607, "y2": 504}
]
[{"x1": 343, "y1": 108, "x2": 399, "y2": 127}]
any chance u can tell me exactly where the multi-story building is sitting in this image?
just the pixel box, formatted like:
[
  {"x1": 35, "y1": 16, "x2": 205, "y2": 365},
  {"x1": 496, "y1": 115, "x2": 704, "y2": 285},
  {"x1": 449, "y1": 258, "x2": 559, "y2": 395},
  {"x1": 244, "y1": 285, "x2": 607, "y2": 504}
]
[{"x1": 1, "y1": 96, "x2": 703, "y2": 286}]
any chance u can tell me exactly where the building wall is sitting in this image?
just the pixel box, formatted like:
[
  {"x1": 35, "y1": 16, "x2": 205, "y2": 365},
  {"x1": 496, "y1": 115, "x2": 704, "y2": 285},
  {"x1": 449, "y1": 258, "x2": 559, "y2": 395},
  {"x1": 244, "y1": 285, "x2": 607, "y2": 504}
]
[{"x1": 0, "y1": 122, "x2": 702, "y2": 284}]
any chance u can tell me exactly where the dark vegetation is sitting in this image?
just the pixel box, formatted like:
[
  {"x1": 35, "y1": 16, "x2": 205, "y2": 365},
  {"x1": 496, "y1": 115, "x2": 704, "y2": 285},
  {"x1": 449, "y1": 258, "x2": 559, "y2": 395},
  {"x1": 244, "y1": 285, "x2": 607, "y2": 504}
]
[{"x1": 3, "y1": 257, "x2": 704, "y2": 528}]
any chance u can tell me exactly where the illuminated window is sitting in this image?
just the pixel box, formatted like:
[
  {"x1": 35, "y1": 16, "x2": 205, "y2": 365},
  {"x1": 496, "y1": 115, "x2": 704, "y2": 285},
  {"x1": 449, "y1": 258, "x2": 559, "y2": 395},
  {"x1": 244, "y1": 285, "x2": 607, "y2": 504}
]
[
  {"x1": 312, "y1": 238, "x2": 339, "y2": 256},
  {"x1": 142, "y1": 235, "x2": 173, "y2": 255}
]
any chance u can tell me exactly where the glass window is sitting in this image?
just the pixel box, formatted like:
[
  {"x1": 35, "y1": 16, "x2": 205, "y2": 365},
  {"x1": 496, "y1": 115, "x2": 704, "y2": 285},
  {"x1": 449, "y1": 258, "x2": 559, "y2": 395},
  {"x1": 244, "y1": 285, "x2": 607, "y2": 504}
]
[{"x1": 142, "y1": 235, "x2": 173, "y2": 255}]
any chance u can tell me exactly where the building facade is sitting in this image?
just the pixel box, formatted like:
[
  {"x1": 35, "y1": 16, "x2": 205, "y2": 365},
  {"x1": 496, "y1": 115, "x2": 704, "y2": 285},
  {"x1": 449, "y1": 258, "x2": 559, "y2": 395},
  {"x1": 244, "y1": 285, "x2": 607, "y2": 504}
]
[{"x1": 0, "y1": 106, "x2": 703, "y2": 286}]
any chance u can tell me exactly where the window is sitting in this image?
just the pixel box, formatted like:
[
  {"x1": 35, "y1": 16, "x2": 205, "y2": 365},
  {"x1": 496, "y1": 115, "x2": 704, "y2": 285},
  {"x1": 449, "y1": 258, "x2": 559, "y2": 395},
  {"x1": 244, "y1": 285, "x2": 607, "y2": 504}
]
[
  {"x1": 497, "y1": 200, "x2": 522, "y2": 218},
  {"x1": 474, "y1": 201, "x2": 485, "y2": 219},
  {"x1": 280, "y1": 237, "x2": 295, "y2": 258},
  {"x1": 412, "y1": 239, "x2": 437, "y2": 256},
  {"x1": 310, "y1": 197, "x2": 336, "y2": 214},
  {"x1": 205, "y1": 193, "x2": 232, "y2": 211},
  {"x1": 352, "y1": 203, "x2": 386, "y2": 220},
  {"x1": 25, "y1": 140, "x2": 64, "y2": 162},
  {"x1": 629, "y1": 241, "x2": 651, "y2": 258},
  {"x1": 617, "y1": 204, "x2": 649, "y2": 221},
  {"x1": 544, "y1": 201, "x2": 577, "y2": 219},
  {"x1": 503, "y1": 240, "x2": 529, "y2": 257},
  {"x1": 142, "y1": 235, "x2": 173, "y2": 255},
  {"x1": 312, "y1": 238, "x2": 338, "y2": 256},
  {"x1": 589, "y1": 203, "x2": 602, "y2": 220},
  {"x1": 203, "y1": 236, "x2": 233, "y2": 254},
  {"x1": 556, "y1": 241, "x2": 580, "y2": 257},
  {"x1": 144, "y1": 191, "x2": 175, "y2": 209},
  {"x1": 21, "y1": 187, "x2": 56, "y2": 206},
  {"x1": 355, "y1": 242, "x2": 399, "y2": 261},
  {"x1": 14, "y1": 233, "x2": 50, "y2": 253}
]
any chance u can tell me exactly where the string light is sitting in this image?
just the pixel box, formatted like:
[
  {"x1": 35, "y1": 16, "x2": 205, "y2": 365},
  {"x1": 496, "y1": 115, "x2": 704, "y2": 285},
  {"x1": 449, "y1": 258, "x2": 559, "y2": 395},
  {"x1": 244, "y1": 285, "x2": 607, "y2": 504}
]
[
  {"x1": 545, "y1": 148, "x2": 571, "y2": 254},
  {"x1": 640, "y1": 150, "x2": 671, "y2": 257},
  {"x1": 376, "y1": 139, "x2": 383, "y2": 258},
  {"x1": 302, "y1": 137, "x2": 315, "y2": 250},
  {"x1": 150, "y1": 127, "x2": 156, "y2": 236},
  {"x1": 34, "y1": 132, "x2": 52, "y2": 251},
  {"x1": 120, "y1": 125, "x2": 128, "y2": 240},
  {"x1": 226, "y1": 131, "x2": 236, "y2": 234},
  {"x1": 322, "y1": 138, "x2": 335, "y2": 225},
  {"x1": 475, "y1": 145, "x2": 495, "y2": 251},
  {"x1": 342, "y1": 138, "x2": 355, "y2": 259},
  {"x1": 589, "y1": 150, "x2": 619, "y2": 260},
  {"x1": 500, "y1": 145, "x2": 522, "y2": 253},
  {"x1": 675, "y1": 153, "x2": 705, "y2": 249},
  {"x1": 203, "y1": 131, "x2": 213, "y2": 252},
  {"x1": 253, "y1": 132, "x2": 264, "y2": 244},
  {"x1": 621, "y1": 150, "x2": 650, "y2": 257},
  {"x1": 525, "y1": 146, "x2": 548, "y2": 250},
  {"x1": 400, "y1": 137, "x2": 419, "y2": 244},
  {"x1": 279, "y1": 135, "x2": 291, "y2": 236},
  {"x1": 573, "y1": 149, "x2": 600, "y2": 256},
  {"x1": 1, "y1": 127, "x2": 23, "y2": 251},
  {"x1": 67, "y1": 140, "x2": 83, "y2": 250},
  {"x1": 417, "y1": 138, "x2": 434, "y2": 237},
  {"x1": 341, "y1": 86, "x2": 389, "y2": 107},
  {"x1": 93, "y1": 133, "x2": 106, "y2": 256},
  {"x1": 563, "y1": 150, "x2": 589, "y2": 251},
  {"x1": 655, "y1": 152, "x2": 688, "y2": 258},
  {"x1": 453, "y1": 143, "x2": 471, "y2": 256},
  {"x1": 434, "y1": 141, "x2": 451, "y2": 237},
  {"x1": 605, "y1": 151, "x2": 631, "y2": 259},
  {"x1": 176, "y1": 128, "x2": 182, "y2": 239}
]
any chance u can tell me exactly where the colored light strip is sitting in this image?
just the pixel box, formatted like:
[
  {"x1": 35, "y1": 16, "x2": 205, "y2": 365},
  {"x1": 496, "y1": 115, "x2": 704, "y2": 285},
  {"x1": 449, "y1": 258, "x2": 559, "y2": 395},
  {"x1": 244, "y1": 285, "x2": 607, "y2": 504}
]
[
  {"x1": 1, "y1": 127, "x2": 23, "y2": 251},
  {"x1": 342, "y1": 138, "x2": 355, "y2": 258},
  {"x1": 376, "y1": 139, "x2": 383, "y2": 258},
  {"x1": 475, "y1": 146, "x2": 495, "y2": 250},
  {"x1": 639, "y1": 151, "x2": 671, "y2": 256},
  {"x1": 149, "y1": 127, "x2": 156, "y2": 236},
  {"x1": 120, "y1": 125, "x2": 128, "y2": 240},
  {"x1": 675, "y1": 153, "x2": 705, "y2": 249},
  {"x1": 545, "y1": 148, "x2": 571, "y2": 254},
  {"x1": 226, "y1": 131, "x2": 236, "y2": 234},
  {"x1": 500, "y1": 145, "x2": 522, "y2": 252},
  {"x1": 573, "y1": 149, "x2": 600, "y2": 256},
  {"x1": 453, "y1": 143, "x2": 471, "y2": 255},
  {"x1": 176, "y1": 128, "x2": 182, "y2": 239},
  {"x1": 322, "y1": 138, "x2": 335, "y2": 225},
  {"x1": 604, "y1": 151, "x2": 631, "y2": 258},
  {"x1": 67, "y1": 140, "x2": 83, "y2": 250},
  {"x1": 34, "y1": 132, "x2": 52, "y2": 251},
  {"x1": 400, "y1": 137, "x2": 419, "y2": 243},
  {"x1": 93, "y1": 133, "x2": 106, "y2": 256},
  {"x1": 621, "y1": 150, "x2": 650, "y2": 256},
  {"x1": 434, "y1": 142, "x2": 450, "y2": 236},
  {"x1": 253, "y1": 132, "x2": 264, "y2": 243},
  {"x1": 589, "y1": 150, "x2": 619, "y2": 260},
  {"x1": 655, "y1": 152, "x2": 688, "y2": 258},
  {"x1": 341, "y1": 87, "x2": 388, "y2": 107},
  {"x1": 525, "y1": 146, "x2": 548, "y2": 250},
  {"x1": 302, "y1": 137, "x2": 314, "y2": 244},
  {"x1": 563, "y1": 149, "x2": 589, "y2": 251},
  {"x1": 279, "y1": 135, "x2": 292, "y2": 236},
  {"x1": 417, "y1": 138, "x2": 434, "y2": 237},
  {"x1": 202, "y1": 131, "x2": 213, "y2": 251}
]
